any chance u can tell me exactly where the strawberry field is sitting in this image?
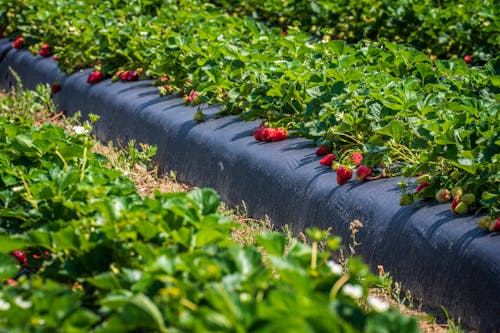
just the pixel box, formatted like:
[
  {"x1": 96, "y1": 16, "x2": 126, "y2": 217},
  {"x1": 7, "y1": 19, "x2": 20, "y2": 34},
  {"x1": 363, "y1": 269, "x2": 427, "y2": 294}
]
[
  {"x1": 0, "y1": 84, "x2": 420, "y2": 331},
  {"x1": 0, "y1": 0, "x2": 500, "y2": 330},
  {"x1": 1, "y1": 0, "x2": 498, "y2": 224}
]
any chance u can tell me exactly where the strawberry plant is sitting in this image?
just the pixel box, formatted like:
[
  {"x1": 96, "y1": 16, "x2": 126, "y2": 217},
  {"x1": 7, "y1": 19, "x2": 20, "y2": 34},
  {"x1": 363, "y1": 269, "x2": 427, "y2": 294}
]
[{"x1": 208, "y1": 0, "x2": 499, "y2": 63}]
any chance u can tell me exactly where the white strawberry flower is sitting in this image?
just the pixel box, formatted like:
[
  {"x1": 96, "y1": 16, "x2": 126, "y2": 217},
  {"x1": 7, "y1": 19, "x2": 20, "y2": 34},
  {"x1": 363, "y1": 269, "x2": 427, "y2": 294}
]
[
  {"x1": 368, "y1": 296, "x2": 390, "y2": 312},
  {"x1": 326, "y1": 260, "x2": 343, "y2": 275},
  {"x1": 342, "y1": 283, "x2": 363, "y2": 299},
  {"x1": 14, "y1": 297, "x2": 32, "y2": 309},
  {"x1": 0, "y1": 299, "x2": 10, "y2": 311},
  {"x1": 73, "y1": 125, "x2": 89, "y2": 135}
]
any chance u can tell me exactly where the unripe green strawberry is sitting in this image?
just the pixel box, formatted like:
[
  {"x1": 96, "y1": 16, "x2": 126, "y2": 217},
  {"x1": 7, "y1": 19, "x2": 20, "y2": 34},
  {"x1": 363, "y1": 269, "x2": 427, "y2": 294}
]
[
  {"x1": 460, "y1": 193, "x2": 476, "y2": 205},
  {"x1": 416, "y1": 174, "x2": 432, "y2": 184},
  {"x1": 450, "y1": 170, "x2": 461, "y2": 180},
  {"x1": 477, "y1": 216, "x2": 493, "y2": 230},
  {"x1": 194, "y1": 110, "x2": 205, "y2": 123},
  {"x1": 400, "y1": 194, "x2": 413, "y2": 206},
  {"x1": 435, "y1": 189, "x2": 451, "y2": 203},
  {"x1": 451, "y1": 187, "x2": 463, "y2": 199},
  {"x1": 454, "y1": 202, "x2": 469, "y2": 214}
]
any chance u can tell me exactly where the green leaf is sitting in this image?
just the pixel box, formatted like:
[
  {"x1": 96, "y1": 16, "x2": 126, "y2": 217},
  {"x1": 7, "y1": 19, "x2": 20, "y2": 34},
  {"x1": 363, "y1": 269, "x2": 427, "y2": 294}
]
[
  {"x1": 0, "y1": 235, "x2": 27, "y2": 252},
  {"x1": 0, "y1": 253, "x2": 18, "y2": 280},
  {"x1": 230, "y1": 246, "x2": 263, "y2": 279},
  {"x1": 187, "y1": 188, "x2": 220, "y2": 215},
  {"x1": 256, "y1": 232, "x2": 286, "y2": 256},
  {"x1": 375, "y1": 120, "x2": 405, "y2": 142},
  {"x1": 87, "y1": 272, "x2": 123, "y2": 290},
  {"x1": 100, "y1": 292, "x2": 167, "y2": 332}
]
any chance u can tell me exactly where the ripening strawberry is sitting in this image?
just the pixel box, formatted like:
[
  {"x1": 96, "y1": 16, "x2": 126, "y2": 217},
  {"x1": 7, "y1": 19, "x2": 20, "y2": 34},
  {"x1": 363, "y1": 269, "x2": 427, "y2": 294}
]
[
  {"x1": 435, "y1": 189, "x2": 451, "y2": 203},
  {"x1": 12, "y1": 36, "x2": 24, "y2": 49},
  {"x1": 186, "y1": 90, "x2": 199, "y2": 104},
  {"x1": 450, "y1": 195, "x2": 460, "y2": 213},
  {"x1": 38, "y1": 44, "x2": 51, "y2": 57},
  {"x1": 354, "y1": 165, "x2": 372, "y2": 181},
  {"x1": 477, "y1": 216, "x2": 494, "y2": 230},
  {"x1": 415, "y1": 181, "x2": 430, "y2": 193},
  {"x1": 11, "y1": 250, "x2": 27, "y2": 266},
  {"x1": 87, "y1": 71, "x2": 104, "y2": 84},
  {"x1": 5, "y1": 278, "x2": 18, "y2": 287},
  {"x1": 271, "y1": 127, "x2": 287, "y2": 141},
  {"x1": 53, "y1": 55, "x2": 60, "y2": 61},
  {"x1": 490, "y1": 218, "x2": 500, "y2": 232},
  {"x1": 315, "y1": 145, "x2": 329, "y2": 156},
  {"x1": 463, "y1": 54, "x2": 472, "y2": 64},
  {"x1": 120, "y1": 70, "x2": 139, "y2": 82},
  {"x1": 51, "y1": 83, "x2": 61, "y2": 94},
  {"x1": 320, "y1": 153, "x2": 336, "y2": 166},
  {"x1": 349, "y1": 152, "x2": 363, "y2": 166},
  {"x1": 336, "y1": 166, "x2": 352, "y2": 185}
]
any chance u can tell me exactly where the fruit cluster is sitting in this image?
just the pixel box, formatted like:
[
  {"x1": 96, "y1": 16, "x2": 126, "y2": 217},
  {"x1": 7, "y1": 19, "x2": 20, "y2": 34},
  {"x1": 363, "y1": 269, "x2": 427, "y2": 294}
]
[
  {"x1": 253, "y1": 123, "x2": 288, "y2": 142},
  {"x1": 316, "y1": 146, "x2": 373, "y2": 186}
]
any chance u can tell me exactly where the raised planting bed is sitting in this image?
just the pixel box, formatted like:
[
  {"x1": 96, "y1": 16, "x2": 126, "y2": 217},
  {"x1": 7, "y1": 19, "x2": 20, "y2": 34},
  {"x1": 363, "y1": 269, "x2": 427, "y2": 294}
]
[{"x1": 1, "y1": 38, "x2": 499, "y2": 332}]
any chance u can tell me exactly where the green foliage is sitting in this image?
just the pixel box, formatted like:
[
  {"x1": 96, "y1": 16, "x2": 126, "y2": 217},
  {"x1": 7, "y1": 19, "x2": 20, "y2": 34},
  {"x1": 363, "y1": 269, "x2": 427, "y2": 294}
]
[
  {"x1": 0, "y1": 86, "x2": 418, "y2": 331},
  {"x1": 209, "y1": 0, "x2": 499, "y2": 63},
  {"x1": 2, "y1": 1, "x2": 499, "y2": 216}
]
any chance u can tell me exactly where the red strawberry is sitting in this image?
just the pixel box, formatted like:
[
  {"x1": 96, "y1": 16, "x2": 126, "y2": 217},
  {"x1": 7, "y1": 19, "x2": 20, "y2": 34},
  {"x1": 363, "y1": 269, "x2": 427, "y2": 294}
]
[
  {"x1": 271, "y1": 127, "x2": 287, "y2": 141},
  {"x1": 349, "y1": 152, "x2": 363, "y2": 167},
  {"x1": 120, "y1": 70, "x2": 139, "y2": 82},
  {"x1": 253, "y1": 126, "x2": 264, "y2": 141},
  {"x1": 315, "y1": 145, "x2": 329, "y2": 156},
  {"x1": 51, "y1": 83, "x2": 61, "y2": 94},
  {"x1": 5, "y1": 278, "x2": 18, "y2": 287},
  {"x1": 281, "y1": 27, "x2": 287, "y2": 37},
  {"x1": 415, "y1": 181, "x2": 430, "y2": 193},
  {"x1": 336, "y1": 166, "x2": 352, "y2": 185},
  {"x1": 491, "y1": 218, "x2": 500, "y2": 232},
  {"x1": 260, "y1": 127, "x2": 275, "y2": 142},
  {"x1": 186, "y1": 90, "x2": 199, "y2": 104},
  {"x1": 87, "y1": 71, "x2": 104, "y2": 84},
  {"x1": 12, "y1": 36, "x2": 24, "y2": 49},
  {"x1": 0, "y1": 28, "x2": 4, "y2": 38},
  {"x1": 11, "y1": 250, "x2": 27, "y2": 266},
  {"x1": 450, "y1": 195, "x2": 460, "y2": 213},
  {"x1": 354, "y1": 165, "x2": 372, "y2": 181},
  {"x1": 38, "y1": 43, "x2": 51, "y2": 57},
  {"x1": 463, "y1": 54, "x2": 472, "y2": 64},
  {"x1": 53, "y1": 55, "x2": 60, "y2": 61},
  {"x1": 320, "y1": 153, "x2": 336, "y2": 167}
]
